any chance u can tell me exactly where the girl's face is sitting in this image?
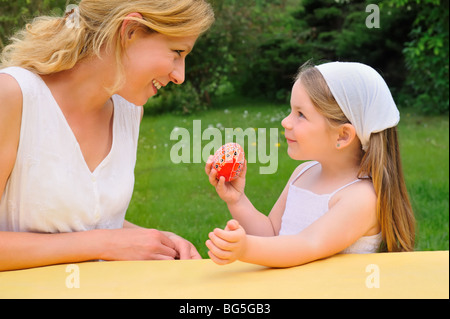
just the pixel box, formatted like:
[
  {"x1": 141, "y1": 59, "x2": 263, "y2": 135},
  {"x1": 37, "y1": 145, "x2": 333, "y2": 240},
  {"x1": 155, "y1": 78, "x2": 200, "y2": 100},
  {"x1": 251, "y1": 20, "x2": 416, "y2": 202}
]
[
  {"x1": 118, "y1": 31, "x2": 198, "y2": 106},
  {"x1": 281, "y1": 80, "x2": 336, "y2": 161}
]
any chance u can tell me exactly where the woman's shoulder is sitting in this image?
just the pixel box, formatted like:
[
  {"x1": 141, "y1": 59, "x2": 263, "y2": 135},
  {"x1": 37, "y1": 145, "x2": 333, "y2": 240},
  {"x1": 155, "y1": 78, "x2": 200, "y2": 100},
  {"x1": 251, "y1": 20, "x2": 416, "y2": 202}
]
[
  {"x1": 0, "y1": 66, "x2": 39, "y2": 82},
  {"x1": 0, "y1": 72, "x2": 23, "y2": 193},
  {"x1": 0, "y1": 67, "x2": 43, "y2": 98},
  {"x1": 0, "y1": 72, "x2": 23, "y2": 115}
]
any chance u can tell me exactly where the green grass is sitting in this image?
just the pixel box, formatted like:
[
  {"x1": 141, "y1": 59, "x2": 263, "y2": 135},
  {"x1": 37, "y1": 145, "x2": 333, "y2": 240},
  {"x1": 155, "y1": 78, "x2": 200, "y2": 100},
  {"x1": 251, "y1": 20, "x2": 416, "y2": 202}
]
[
  {"x1": 397, "y1": 111, "x2": 449, "y2": 251},
  {"x1": 126, "y1": 97, "x2": 449, "y2": 258}
]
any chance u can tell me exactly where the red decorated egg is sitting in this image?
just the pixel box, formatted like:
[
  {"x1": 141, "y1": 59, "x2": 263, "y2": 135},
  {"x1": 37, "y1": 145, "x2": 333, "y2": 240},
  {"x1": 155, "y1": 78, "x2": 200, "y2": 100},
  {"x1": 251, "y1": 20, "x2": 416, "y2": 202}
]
[{"x1": 212, "y1": 143, "x2": 245, "y2": 182}]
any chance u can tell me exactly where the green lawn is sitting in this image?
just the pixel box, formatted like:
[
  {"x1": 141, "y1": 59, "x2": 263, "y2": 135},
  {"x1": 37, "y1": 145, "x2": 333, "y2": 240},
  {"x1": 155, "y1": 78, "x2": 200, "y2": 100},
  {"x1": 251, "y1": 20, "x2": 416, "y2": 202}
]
[{"x1": 125, "y1": 98, "x2": 449, "y2": 258}]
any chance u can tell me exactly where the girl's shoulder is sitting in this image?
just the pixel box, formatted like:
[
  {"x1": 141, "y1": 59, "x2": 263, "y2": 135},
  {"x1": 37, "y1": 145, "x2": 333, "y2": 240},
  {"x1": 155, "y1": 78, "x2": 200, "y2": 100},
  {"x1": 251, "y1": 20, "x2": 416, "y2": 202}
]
[
  {"x1": 329, "y1": 177, "x2": 377, "y2": 214},
  {"x1": 286, "y1": 161, "x2": 318, "y2": 185}
]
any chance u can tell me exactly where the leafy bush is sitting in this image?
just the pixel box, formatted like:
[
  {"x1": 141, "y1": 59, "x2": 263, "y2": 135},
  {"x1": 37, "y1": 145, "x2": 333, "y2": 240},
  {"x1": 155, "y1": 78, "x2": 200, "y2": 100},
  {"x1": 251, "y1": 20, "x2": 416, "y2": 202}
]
[
  {"x1": 143, "y1": 81, "x2": 206, "y2": 115},
  {"x1": 242, "y1": 0, "x2": 416, "y2": 101},
  {"x1": 0, "y1": 0, "x2": 68, "y2": 48},
  {"x1": 240, "y1": 37, "x2": 313, "y2": 102},
  {"x1": 1, "y1": 0, "x2": 448, "y2": 114},
  {"x1": 398, "y1": 0, "x2": 449, "y2": 114}
]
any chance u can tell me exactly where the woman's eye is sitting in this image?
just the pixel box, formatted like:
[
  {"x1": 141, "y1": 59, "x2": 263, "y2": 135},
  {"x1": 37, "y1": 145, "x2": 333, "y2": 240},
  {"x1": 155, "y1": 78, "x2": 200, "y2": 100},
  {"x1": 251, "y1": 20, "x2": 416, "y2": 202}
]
[{"x1": 174, "y1": 50, "x2": 184, "y2": 57}]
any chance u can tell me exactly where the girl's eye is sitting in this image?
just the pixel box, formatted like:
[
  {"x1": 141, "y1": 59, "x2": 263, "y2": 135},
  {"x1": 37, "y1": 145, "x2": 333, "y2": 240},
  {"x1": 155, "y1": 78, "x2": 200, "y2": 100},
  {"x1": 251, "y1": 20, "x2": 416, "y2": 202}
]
[{"x1": 298, "y1": 112, "x2": 305, "y2": 119}]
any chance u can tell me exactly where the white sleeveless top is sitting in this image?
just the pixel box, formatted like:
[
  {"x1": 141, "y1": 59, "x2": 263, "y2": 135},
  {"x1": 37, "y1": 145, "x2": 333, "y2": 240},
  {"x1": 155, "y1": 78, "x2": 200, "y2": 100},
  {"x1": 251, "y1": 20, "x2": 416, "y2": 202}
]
[
  {"x1": 279, "y1": 161, "x2": 382, "y2": 254},
  {"x1": 0, "y1": 67, "x2": 142, "y2": 233}
]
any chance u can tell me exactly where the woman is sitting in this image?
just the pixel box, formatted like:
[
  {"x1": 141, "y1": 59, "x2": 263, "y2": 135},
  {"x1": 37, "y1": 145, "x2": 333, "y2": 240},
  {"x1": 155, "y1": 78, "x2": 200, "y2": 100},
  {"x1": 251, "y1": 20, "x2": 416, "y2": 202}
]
[{"x1": 0, "y1": 0, "x2": 215, "y2": 271}]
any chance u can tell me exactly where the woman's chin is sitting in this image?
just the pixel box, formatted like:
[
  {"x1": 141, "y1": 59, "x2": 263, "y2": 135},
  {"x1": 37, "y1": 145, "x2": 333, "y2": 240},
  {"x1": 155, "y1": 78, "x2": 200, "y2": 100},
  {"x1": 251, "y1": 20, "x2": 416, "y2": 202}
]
[{"x1": 124, "y1": 93, "x2": 154, "y2": 106}]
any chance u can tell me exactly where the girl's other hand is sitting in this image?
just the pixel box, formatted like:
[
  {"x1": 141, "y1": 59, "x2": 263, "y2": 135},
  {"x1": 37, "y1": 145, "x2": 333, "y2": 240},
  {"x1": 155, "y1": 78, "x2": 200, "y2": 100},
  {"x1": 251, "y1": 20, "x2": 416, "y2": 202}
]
[{"x1": 206, "y1": 219, "x2": 246, "y2": 265}]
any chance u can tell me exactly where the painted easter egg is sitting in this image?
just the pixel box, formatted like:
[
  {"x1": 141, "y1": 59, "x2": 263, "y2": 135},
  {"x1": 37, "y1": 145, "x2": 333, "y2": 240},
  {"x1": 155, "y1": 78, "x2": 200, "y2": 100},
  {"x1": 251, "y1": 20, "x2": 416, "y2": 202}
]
[{"x1": 212, "y1": 143, "x2": 245, "y2": 182}]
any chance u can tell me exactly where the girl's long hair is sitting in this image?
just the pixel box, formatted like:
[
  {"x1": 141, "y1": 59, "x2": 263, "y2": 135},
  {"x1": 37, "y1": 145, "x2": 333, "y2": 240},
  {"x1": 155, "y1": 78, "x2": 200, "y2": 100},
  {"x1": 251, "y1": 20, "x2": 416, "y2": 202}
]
[
  {"x1": 0, "y1": 0, "x2": 214, "y2": 93},
  {"x1": 297, "y1": 62, "x2": 415, "y2": 252}
]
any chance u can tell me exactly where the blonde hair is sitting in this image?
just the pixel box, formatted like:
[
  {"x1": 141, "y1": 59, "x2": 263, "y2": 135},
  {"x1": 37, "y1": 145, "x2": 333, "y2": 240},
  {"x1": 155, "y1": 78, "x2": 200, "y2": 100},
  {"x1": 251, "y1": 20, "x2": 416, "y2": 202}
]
[
  {"x1": 296, "y1": 62, "x2": 416, "y2": 252},
  {"x1": 0, "y1": 0, "x2": 214, "y2": 92}
]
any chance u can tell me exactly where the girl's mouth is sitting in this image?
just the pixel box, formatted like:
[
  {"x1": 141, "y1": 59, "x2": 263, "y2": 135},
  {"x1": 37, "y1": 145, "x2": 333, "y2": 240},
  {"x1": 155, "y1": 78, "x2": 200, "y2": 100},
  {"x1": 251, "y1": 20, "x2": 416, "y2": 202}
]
[{"x1": 286, "y1": 137, "x2": 296, "y2": 143}]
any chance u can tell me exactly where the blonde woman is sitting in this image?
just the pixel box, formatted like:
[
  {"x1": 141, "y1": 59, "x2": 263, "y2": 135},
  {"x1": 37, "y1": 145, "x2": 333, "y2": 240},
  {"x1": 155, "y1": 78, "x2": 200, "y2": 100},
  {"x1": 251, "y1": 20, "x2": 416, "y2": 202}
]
[
  {"x1": 205, "y1": 61, "x2": 415, "y2": 267},
  {"x1": 0, "y1": 0, "x2": 214, "y2": 271}
]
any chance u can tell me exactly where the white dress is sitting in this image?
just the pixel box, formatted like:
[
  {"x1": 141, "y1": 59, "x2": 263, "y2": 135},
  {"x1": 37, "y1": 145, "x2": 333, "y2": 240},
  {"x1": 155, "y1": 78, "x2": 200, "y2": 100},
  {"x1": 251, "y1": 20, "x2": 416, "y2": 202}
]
[
  {"x1": 279, "y1": 161, "x2": 382, "y2": 253},
  {"x1": 0, "y1": 67, "x2": 142, "y2": 233}
]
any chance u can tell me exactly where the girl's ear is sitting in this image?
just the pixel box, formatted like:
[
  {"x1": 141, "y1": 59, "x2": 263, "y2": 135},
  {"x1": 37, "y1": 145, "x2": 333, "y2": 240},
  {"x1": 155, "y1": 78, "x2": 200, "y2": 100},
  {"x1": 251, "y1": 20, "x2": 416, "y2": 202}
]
[
  {"x1": 336, "y1": 123, "x2": 357, "y2": 149},
  {"x1": 120, "y1": 12, "x2": 144, "y2": 41}
]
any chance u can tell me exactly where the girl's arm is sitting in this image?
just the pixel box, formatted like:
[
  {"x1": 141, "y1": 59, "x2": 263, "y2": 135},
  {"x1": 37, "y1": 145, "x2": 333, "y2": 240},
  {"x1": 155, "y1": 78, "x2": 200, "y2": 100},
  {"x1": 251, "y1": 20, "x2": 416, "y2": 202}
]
[
  {"x1": 207, "y1": 180, "x2": 378, "y2": 268},
  {"x1": 205, "y1": 158, "x2": 308, "y2": 236},
  {"x1": 206, "y1": 157, "x2": 273, "y2": 235}
]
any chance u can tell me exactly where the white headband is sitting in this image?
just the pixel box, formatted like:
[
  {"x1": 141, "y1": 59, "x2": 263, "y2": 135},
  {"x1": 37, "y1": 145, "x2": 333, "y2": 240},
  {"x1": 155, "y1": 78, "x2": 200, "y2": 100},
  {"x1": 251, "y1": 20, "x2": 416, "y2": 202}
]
[{"x1": 315, "y1": 62, "x2": 400, "y2": 151}]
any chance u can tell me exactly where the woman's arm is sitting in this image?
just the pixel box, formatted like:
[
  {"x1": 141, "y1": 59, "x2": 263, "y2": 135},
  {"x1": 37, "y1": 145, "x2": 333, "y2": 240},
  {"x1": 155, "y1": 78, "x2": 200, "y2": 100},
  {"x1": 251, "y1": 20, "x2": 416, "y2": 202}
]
[
  {"x1": 0, "y1": 76, "x2": 179, "y2": 271},
  {"x1": 0, "y1": 75, "x2": 95, "y2": 272},
  {"x1": 0, "y1": 74, "x2": 22, "y2": 202},
  {"x1": 0, "y1": 220, "x2": 201, "y2": 271},
  {"x1": 0, "y1": 226, "x2": 185, "y2": 271},
  {"x1": 0, "y1": 220, "x2": 183, "y2": 272},
  {"x1": 0, "y1": 230, "x2": 105, "y2": 271}
]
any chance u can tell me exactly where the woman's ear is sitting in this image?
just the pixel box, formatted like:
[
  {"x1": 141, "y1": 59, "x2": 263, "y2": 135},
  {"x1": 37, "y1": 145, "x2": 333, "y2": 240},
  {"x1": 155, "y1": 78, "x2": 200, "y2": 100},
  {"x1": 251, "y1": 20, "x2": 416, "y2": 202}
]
[
  {"x1": 120, "y1": 12, "x2": 144, "y2": 41},
  {"x1": 336, "y1": 123, "x2": 357, "y2": 149}
]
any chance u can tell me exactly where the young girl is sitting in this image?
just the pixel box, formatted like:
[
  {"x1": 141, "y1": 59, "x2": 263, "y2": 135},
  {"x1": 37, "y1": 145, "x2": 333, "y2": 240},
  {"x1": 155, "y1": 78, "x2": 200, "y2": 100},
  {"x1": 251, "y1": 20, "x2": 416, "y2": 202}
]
[
  {"x1": 205, "y1": 61, "x2": 415, "y2": 267},
  {"x1": 0, "y1": 0, "x2": 214, "y2": 271}
]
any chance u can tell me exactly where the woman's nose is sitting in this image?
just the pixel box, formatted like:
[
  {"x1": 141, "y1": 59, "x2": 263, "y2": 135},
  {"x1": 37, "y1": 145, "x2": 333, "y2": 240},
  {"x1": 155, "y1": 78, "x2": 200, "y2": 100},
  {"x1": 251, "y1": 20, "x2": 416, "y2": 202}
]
[{"x1": 169, "y1": 60, "x2": 185, "y2": 85}]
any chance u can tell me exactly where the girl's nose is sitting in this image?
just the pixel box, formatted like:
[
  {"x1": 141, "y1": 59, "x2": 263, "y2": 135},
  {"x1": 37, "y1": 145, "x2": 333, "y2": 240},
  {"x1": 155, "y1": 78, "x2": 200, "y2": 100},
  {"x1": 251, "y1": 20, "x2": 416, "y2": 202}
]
[{"x1": 281, "y1": 114, "x2": 291, "y2": 130}]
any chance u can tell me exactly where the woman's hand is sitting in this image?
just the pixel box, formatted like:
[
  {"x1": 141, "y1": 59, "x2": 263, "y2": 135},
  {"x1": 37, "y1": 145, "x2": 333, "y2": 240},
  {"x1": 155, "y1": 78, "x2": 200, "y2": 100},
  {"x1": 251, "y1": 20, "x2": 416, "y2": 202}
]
[
  {"x1": 205, "y1": 156, "x2": 247, "y2": 205},
  {"x1": 162, "y1": 231, "x2": 202, "y2": 260},
  {"x1": 101, "y1": 227, "x2": 201, "y2": 261},
  {"x1": 205, "y1": 219, "x2": 247, "y2": 265}
]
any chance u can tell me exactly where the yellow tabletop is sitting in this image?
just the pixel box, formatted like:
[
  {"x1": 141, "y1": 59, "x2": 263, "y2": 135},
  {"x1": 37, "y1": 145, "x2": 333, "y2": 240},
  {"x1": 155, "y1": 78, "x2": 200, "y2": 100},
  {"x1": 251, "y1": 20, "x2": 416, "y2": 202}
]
[{"x1": 0, "y1": 251, "x2": 448, "y2": 299}]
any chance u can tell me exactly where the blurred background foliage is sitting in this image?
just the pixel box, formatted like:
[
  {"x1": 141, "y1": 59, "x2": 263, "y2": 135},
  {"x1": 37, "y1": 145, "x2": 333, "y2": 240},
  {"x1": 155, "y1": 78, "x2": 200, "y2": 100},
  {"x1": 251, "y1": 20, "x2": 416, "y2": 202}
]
[{"x1": 1, "y1": 0, "x2": 448, "y2": 115}]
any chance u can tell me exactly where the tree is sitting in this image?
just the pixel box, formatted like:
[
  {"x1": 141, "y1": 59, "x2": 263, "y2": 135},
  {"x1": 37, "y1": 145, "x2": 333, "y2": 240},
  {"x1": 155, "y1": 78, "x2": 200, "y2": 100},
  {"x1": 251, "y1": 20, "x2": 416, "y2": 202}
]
[
  {"x1": 384, "y1": 0, "x2": 449, "y2": 114},
  {"x1": 0, "y1": 0, "x2": 69, "y2": 49}
]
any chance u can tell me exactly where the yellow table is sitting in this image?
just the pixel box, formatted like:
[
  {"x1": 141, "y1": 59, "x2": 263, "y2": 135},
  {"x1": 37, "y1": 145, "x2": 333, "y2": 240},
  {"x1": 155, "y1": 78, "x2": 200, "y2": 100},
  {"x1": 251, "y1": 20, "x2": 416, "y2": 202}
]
[{"x1": 0, "y1": 251, "x2": 448, "y2": 299}]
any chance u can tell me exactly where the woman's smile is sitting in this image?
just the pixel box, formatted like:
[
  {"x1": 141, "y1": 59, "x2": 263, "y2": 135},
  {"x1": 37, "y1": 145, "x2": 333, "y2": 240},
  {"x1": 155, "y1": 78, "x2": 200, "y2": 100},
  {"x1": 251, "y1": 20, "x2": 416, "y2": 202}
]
[{"x1": 151, "y1": 79, "x2": 163, "y2": 95}]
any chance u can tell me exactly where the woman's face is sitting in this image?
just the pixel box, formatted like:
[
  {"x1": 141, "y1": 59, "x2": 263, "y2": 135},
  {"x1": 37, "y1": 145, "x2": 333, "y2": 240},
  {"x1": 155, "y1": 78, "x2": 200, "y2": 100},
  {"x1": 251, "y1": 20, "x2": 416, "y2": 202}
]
[{"x1": 118, "y1": 31, "x2": 198, "y2": 106}]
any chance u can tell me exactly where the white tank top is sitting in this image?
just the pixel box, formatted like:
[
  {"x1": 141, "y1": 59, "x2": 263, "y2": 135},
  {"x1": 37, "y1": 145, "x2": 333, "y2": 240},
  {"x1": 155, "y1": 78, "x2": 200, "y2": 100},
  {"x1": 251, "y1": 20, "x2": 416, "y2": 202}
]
[
  {"x1": 279, "y1": 161, "x2": 382, "y2": 254},
  {"x1": 0, "y1": 67, "x2": 142, "y2": 233}
]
